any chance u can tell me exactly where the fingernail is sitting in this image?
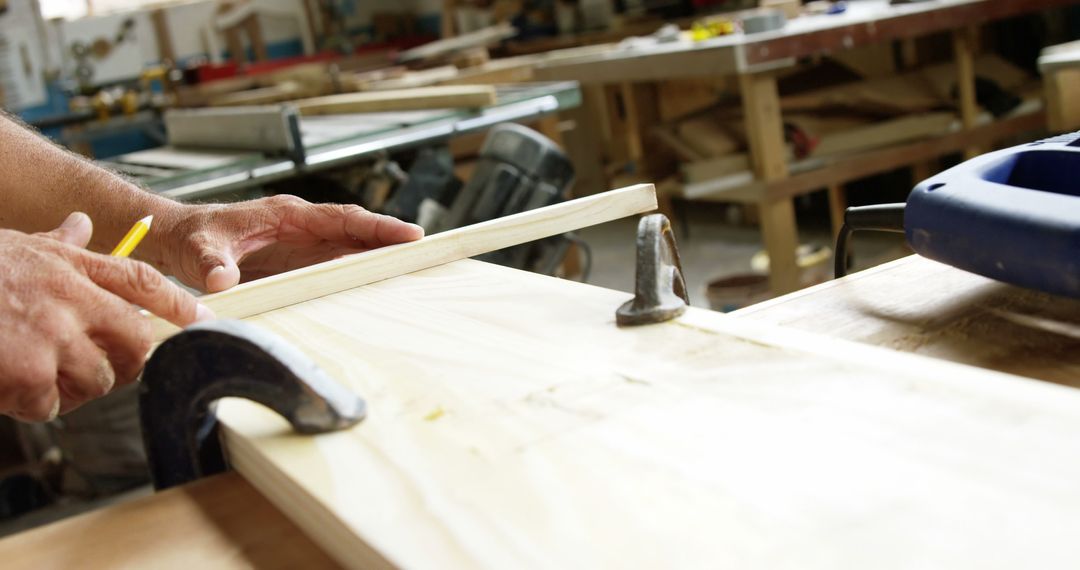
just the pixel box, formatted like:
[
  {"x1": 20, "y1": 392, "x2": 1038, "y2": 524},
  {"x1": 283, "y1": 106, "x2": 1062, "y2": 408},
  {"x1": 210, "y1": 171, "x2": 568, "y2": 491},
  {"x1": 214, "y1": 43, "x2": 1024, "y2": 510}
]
[
  {"x1": 208, "y1": 265, "x2": 226, "y2": 276},
  {"x1": 47, "y1": 399, "x2": 60, "y2": 422},
  {"x1": 60, "y1": 212, "x2": 85, "y2": 230},
  {"x1": 195, "y1": 303, "x2": 216, "y2": 322},
  {"x1": 97, "y1": 359, "x2": 116, "y2": 393}
]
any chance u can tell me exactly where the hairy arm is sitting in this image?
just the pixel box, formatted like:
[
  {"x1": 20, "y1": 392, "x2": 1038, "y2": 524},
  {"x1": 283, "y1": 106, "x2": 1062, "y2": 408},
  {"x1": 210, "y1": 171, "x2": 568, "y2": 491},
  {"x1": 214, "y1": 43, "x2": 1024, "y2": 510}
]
[
  {"x1": 0, "y1": 113, "x2": 423, "y2": 293},
  {"x1": 0, "y1": 113, "x2": 184, "y2": 264}
]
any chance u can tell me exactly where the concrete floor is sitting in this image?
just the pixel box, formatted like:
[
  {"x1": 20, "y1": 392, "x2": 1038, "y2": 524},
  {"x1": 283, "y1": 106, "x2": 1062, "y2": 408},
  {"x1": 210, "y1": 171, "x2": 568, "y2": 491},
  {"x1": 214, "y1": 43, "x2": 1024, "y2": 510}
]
[{"x1": 579, "y1": 204, "x2": 908, "y2": 310}]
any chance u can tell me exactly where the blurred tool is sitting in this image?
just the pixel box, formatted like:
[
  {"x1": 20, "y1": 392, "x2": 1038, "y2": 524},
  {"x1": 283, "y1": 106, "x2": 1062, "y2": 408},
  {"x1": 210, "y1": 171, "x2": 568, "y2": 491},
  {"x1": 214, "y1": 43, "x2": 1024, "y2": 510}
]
[
  {"x1": 691, "y1": 16, "x2": 737, "y2": 41},
  {"x1": 742, "y1": 9, "x2": 786, "y2": 34},
  {"x1": 836, "y1": 132, "x2": 1080, "y2": 298}
]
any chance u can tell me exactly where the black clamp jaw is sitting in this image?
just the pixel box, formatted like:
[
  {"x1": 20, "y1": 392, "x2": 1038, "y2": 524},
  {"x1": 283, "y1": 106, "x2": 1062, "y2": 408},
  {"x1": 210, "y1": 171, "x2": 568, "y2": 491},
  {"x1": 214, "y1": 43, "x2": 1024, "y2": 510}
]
[
  {"x1": 139, "y1": 320, "x2": 365, "y2": 490},
  {"x1": 617, "y1": 214, "x2": 690, "y2": 326}
]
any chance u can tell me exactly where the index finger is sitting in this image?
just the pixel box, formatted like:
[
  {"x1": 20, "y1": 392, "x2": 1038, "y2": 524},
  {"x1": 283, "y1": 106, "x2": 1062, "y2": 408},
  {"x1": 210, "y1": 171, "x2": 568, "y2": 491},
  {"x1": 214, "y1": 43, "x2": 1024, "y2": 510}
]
[
  {"x1": 303, "y1": 204, "x2": 424, "y2": 249},
  {"x1": 74, "y1": 252, "x2": 213, "y2": 327}
]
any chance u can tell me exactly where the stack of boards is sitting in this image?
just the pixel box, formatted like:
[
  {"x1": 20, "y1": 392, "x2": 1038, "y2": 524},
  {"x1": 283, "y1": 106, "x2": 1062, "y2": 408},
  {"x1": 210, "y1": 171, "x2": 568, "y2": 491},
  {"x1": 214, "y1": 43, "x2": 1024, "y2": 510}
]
[{"x1": 185, "y1": 185, "x2": 1080, "y2": 568}]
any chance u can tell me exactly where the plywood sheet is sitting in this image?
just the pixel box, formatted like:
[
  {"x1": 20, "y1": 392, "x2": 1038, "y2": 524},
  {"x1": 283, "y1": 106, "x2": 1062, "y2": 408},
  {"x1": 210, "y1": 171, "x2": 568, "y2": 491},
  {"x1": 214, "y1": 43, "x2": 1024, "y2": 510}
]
[{"x1": 218, "y1": 259, "x2": 1080, "y2": 569}]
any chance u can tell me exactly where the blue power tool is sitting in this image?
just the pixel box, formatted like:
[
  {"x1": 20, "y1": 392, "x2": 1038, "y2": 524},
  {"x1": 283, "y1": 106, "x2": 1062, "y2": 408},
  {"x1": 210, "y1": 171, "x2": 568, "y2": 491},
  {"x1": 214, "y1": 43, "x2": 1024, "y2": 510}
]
[{"x1": 835, "y1": 132, "x2": 1080, "y2": 298}]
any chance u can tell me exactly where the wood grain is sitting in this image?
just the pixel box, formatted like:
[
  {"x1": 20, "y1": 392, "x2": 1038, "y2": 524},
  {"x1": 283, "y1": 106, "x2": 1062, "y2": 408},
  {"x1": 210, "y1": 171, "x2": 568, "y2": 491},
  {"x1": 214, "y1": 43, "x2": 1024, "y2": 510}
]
[
  {"x1": 0, "y1": 472, "x2": 340, "y2": 569},
  {"x1": 293, "y1": 86, "x2": 496, "y2": 116},
  {"x1": 736, "y1": 255, "x2": 1080, "y2": 387},
  {"x1": 218, "y1": 259, "x2": 1080, "y2": 569},
  {"x1": 152, "y1": 184, "x2": 657, "y2": 339}
]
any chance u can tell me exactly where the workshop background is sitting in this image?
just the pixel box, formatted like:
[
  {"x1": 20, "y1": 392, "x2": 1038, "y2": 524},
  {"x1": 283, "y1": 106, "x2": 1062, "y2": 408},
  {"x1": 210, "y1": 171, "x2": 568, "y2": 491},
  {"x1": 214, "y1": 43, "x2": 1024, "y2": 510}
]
[{"x1": 1, "y1": 0, "x2": 1080, "y2": 536}]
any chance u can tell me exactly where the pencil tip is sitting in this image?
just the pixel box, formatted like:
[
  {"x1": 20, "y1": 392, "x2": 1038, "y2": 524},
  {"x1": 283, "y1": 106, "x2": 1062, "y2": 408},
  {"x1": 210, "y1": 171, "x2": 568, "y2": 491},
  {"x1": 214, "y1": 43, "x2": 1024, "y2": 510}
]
[{"x1": 141, "y1": 214, "x2": 154, "y2": 227}]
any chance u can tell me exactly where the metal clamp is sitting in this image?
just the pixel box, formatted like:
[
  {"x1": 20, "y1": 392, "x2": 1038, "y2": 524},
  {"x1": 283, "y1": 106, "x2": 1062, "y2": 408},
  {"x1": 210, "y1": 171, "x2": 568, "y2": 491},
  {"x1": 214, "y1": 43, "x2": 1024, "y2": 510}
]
[
  {"x1": 139, "y1": 320, "x2": 365, "y2": 490},
  {"x1": 617, "y1": 214, "x2": 690, "y2": 326}
]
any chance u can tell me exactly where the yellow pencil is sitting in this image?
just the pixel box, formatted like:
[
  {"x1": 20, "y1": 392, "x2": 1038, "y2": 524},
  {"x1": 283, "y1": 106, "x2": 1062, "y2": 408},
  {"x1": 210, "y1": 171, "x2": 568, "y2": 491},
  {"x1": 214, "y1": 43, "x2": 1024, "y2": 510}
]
[{"x1": 110, "y1": 215, "x2": 153, "y2": 258}]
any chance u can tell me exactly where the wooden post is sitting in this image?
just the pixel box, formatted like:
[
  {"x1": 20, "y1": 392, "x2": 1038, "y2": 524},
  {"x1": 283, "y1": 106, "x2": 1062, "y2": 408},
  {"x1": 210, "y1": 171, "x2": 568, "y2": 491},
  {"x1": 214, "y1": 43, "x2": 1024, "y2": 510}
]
[
  {"x1": 827, "y1": 184, "x2": 846, "y2": 242},
  {"x1": 150, "y1": 9, "x2": 177, "y2": 63},
  {"x1": 244, "y1": 15, "x2": 268, "y2": 62},
  {"x1": 953, "y1": 26, "x2": 979, "y2": 160},
  {"x1": 533, "y1": 115, "x2": 564, "y2": 148},
  {"x1": 739, "y1": 71, "x2": 799, "y2": 295},
  {"x1": 621, "y1": 82, "x2": 664, "y2": 178},
  {"x1": 1046, "y1": 68, "x2": 1080, "y2": 133},
  {"x1": 560, "y1": 85, "x2": 608, "y2": 196}
]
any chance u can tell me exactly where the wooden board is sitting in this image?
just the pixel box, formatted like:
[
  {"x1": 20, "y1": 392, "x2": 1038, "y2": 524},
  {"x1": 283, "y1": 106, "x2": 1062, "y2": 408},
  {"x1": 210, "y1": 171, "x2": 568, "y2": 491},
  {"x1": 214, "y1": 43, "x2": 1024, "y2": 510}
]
[
  {"x1": 736, "y1": 255, "x2": 1080, "y2": 388},
  {"x1": 151, "y1": 184, "x2": 657, "y2": 339},
  {"x1": 293, "y1": 86, "x2": 497, "y2": 116},
  {"x1": 218, "y1": 258, "x2": 1080, "y2": 569},
  {"x1": 0, "y1": 472, "x2": 340, "y2": 569}
]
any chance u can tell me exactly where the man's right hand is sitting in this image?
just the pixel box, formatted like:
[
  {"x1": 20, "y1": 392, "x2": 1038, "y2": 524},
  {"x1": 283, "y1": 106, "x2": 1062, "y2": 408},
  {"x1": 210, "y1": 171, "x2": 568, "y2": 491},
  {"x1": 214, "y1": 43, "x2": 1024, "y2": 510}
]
[{"x1": 0, "y1": 212, "x2": 212, "y2": 422}]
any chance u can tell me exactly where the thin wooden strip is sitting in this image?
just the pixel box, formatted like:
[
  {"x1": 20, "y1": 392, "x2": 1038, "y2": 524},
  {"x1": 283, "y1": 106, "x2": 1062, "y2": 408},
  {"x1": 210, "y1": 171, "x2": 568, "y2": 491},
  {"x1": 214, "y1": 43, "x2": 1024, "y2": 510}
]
[
  {"x1": 152, "y1": 184, "x2": 656, "y2": 339},
  {"x1": 294, "y1": 85, "x2": 497, "y2": 116}
]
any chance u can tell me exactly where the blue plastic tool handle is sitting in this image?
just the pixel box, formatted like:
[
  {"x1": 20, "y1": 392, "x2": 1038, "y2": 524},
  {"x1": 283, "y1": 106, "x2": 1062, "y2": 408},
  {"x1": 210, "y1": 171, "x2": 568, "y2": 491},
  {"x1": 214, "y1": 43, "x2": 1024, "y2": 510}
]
[{"x1": 905, "y1": 132, "x2": 1080, "y2": 298}]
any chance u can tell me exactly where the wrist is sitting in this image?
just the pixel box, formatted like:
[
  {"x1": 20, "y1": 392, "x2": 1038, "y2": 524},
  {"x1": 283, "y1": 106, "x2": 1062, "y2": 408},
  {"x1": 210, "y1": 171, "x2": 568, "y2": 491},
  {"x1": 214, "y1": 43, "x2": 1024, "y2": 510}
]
[{"x1": 130, "y1": 191, "x2": 193, "y2": 272}]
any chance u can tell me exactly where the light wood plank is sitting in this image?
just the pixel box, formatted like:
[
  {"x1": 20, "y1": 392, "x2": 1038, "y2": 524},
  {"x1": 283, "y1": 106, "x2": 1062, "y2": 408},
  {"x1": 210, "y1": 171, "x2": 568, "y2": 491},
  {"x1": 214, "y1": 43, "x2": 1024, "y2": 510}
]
[
  {"x1": 152, "y1": 184, "x2": 657, "y2": 339},
  {"x1": 0, "y1": 472, "x2": 340, "y2": 569},
  {"x1": 736, "y1": 254, "x2": 1080, "y2": 387},
  {"x1": 293, "y1": 86, "x2": 496, "y2": 116},
  {"x1": 219, "y1": 259, "x2": 1080, "y2": 569}
]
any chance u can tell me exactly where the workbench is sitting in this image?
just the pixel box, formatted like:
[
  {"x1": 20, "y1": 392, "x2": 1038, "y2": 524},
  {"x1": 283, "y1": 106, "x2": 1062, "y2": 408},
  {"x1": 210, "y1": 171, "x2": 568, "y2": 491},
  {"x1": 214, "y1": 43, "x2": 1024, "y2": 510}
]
[
  {"x1": 533, "y1": 0, "x2": 1073, "y2": 295},
  {"x1": 101, "y1": 82, "x2": 580, "y2": 202},
  {"x1": 3, "y1": 252, "x2": 1080, "y2": 568}
]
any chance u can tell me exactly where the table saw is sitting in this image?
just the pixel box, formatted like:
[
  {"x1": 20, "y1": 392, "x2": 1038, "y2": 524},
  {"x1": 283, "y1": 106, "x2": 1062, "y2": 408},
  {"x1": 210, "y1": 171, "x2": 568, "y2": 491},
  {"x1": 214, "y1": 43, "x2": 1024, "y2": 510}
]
[
  {"x1": 99, "y1": 82, "x2": 580, "y2": 202},
  {"x1": 3, "y1": 185, "x2": 1080, "y2": 568}
]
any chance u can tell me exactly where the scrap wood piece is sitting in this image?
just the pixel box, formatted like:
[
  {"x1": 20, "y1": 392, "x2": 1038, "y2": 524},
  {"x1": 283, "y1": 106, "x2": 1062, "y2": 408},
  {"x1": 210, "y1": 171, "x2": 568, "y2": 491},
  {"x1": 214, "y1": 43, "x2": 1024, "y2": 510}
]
[
  {"x1": 293, "y1": 85, "x2": 497, "y2": 115},
  {"x1": 397, "y1": 22, "x2": 516, "y2": 63},
  {"x1": 209, "y1": 81, "x2": 308, "y2": 106},
  {"x1": 151, "y1": 184, "x2": 657, "y2": 339}
]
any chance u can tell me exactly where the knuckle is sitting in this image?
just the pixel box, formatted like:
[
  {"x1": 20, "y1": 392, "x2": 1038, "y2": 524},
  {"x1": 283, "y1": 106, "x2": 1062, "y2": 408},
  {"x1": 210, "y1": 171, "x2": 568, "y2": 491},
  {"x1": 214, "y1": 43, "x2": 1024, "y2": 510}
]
[
  {"x1": 269, "y1": 194, "x2": 305, "y2": 208},
  {"x1": 9, "y1": 361, "x2": 55, "y2": 400},
  {"x1": 125, "y1": 260, "x2": 163, "y2": 296}
]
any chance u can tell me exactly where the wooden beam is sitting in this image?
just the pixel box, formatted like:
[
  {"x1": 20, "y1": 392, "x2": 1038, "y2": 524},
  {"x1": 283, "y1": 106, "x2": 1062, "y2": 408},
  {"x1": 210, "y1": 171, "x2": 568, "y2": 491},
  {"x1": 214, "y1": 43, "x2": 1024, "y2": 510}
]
[
  {"x1": 152, "y1": 184, "x2": 657, "y2": 339},
  {"x1": 150, "y1": 9, "x2": 176, "y2": 63},
  {"x1": 952, "y1": 25, "x2": 979, "y2": 159},
  {"x1": 1045, "y1": 68, "x2": 1080, "y2": 133},
  {"x1": 293, "y1": 85, "x2": 497, "y2": 115},
  {"x1": 739, "y1": 71, "x2": 798, "y2": 295}
]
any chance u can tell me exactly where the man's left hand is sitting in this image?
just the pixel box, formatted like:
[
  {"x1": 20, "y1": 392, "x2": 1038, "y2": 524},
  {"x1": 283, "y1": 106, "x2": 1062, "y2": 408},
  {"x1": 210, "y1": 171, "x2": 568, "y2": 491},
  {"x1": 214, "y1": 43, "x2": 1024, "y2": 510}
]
[{"x1": 154, "y1": 195, "x2": 424, "y2": 292}]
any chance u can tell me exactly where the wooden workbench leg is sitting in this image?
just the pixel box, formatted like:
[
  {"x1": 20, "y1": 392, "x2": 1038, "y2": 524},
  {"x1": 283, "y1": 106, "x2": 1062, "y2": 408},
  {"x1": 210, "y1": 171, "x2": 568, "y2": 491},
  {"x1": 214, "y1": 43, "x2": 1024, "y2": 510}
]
[
  {"x1": 534, "y1": 115, "x2": 564, "y2": 148},
  {"x1": 760, "y1": 199, "x2": 800, "y2": 294},
  {"x1": 1046, "y1": 68, "x2": 1080, "y2": 133},
  {"x1": 557, "y1": 89, "x2": 609, "y2": 196},
  {"x1": 621, "y1": 82, "x2": 665, "y2": 179},
  {"x1": 739, "y1": 72, "x2": 798, "y2": 294},
  {"x1": 953, "y1": 25, "x2": 979, "y2": 160},
  {"x1": 827, "y1": 184, "x2": 846, "y2": 241}
]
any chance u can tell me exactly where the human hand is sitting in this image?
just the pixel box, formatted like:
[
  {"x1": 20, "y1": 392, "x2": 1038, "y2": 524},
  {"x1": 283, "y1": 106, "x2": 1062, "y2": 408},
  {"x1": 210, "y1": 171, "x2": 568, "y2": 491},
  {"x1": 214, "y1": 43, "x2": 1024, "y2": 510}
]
[
  {"x1": 154, "y1": 195, "x2": 424, "y2": 292},
  {"x1": 0, "y1": 213, "x2": 212, "y2": 422}
]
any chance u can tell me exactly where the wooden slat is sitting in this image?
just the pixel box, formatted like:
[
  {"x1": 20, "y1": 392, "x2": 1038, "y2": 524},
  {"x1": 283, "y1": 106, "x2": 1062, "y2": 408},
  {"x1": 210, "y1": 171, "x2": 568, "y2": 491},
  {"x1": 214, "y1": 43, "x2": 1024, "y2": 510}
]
[
  {"x1": 293, "y1": 85, "x2": 497, "y2": 116},
  {"x1": 219, "y1": 258, "x2": 1080, "y2": 569},
  {"x1": 152, "y1": 184, "x2": 657, "y2": 339},
  {"x1": 736, "y1": 255, "x2": 1080, "y2": 387},
  {"x1": 0, "y1": 472, "x2": 340, "y2": 569}
]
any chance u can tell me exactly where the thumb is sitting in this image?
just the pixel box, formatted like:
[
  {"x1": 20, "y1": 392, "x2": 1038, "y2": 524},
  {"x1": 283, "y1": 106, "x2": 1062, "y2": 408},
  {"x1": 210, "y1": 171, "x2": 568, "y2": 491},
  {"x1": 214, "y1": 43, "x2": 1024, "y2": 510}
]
[
  {"x1": 201, "y1": 250, "x2": 242, "y2": 293},
  {"x1": 42, "y1": 212, "x2": 93, "y2": 248}
]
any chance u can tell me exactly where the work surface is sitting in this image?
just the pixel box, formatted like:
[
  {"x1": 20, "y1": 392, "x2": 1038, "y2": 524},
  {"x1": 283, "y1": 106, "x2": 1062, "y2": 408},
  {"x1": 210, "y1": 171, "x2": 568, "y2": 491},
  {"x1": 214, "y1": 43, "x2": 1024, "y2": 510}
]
[
  {"x1": 534, "y1": 0, "x2": 1080, "y2": 81},
  {"x1": 5, "y1": 256, "x2": 1080, "y2": 568},
  {"x1": 225, "y1": 259, "x2": 1080, "y2": 568},
  {"x1": 737, "y1": 255, "x2": 1080, "y2": 387}
]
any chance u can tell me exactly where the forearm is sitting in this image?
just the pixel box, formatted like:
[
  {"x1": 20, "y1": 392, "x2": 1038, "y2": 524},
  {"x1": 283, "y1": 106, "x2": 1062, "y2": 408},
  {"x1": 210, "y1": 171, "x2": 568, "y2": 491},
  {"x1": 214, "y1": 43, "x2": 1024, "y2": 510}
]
[{"x1": 0, "y1": 113, "x2": 188, "y2": 266}]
